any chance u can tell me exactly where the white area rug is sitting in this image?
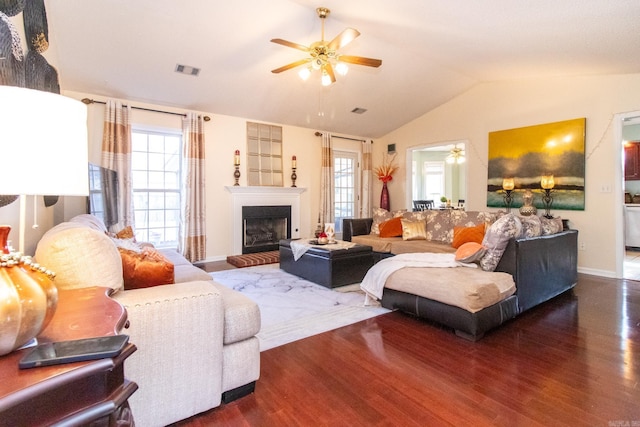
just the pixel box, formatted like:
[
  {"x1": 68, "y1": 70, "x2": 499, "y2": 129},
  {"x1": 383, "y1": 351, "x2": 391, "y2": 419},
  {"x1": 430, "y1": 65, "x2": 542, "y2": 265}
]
[{"x1": 211, "y1": 264, "x2": 390, "y2": 351}]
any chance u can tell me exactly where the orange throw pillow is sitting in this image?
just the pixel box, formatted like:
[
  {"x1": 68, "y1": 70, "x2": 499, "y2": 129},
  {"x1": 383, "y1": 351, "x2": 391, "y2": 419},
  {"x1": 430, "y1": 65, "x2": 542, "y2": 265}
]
[
  {"x1": 119, "y1": 247, "x2": 174, "y2": 290},
  {"x1": 452, "y1": 223, "x2": 485, "y2": 249},
  {"x1": 379, "y1": 217, "x2": 403, "y2": 238},
  {"x1": 455, "y1": 242, "x2": 486, "y2": 263}
]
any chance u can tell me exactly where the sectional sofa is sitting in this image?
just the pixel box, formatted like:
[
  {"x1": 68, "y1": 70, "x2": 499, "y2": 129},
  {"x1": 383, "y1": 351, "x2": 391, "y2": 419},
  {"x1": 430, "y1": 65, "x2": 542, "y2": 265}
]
[{"x1": 344, "y1": 209, "x2": 578, "y2": 340}]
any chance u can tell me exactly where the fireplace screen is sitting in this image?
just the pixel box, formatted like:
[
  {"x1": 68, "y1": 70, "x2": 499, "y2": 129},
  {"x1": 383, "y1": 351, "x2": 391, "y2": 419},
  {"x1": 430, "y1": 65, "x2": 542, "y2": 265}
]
[{"x1": 242, "y1": 205, "x2": 291, "y2": 254}]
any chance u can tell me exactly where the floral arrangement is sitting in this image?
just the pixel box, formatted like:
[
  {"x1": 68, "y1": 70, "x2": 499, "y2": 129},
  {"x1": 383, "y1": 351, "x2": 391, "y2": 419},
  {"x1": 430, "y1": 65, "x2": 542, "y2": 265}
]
[{"x1": 374, "y1": 153, "x2": 398, "y2": 183}]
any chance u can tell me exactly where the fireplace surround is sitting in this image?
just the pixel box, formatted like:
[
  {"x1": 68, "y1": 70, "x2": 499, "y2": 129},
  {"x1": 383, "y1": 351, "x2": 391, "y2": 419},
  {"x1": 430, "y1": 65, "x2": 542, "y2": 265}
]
[{"x1": 226, "y1": 186, "x2": 305, "y2": 255}]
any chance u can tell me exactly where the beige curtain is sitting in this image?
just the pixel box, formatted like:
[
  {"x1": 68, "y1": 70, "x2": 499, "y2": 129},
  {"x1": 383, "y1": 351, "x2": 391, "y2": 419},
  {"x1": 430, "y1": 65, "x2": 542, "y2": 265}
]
[
  {"x1": 319, "y1": 132, "x2": 334, "y2": 226},
  {"x1": 360, "y1": 139, "x2": 373, "y2": 218},
  {"x1": 180, "y1": 113, "x2": 206, "y2": 262},
  {"x1": 101, "y1": 100, "x2": 133, "y2": 229}
]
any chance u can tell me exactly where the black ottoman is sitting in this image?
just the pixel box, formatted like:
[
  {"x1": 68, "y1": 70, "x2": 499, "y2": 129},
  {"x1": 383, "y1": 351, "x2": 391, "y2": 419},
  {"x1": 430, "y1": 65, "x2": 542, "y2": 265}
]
[{"x1": 279, "y1": 239, "x2": 374, "y2": 288}]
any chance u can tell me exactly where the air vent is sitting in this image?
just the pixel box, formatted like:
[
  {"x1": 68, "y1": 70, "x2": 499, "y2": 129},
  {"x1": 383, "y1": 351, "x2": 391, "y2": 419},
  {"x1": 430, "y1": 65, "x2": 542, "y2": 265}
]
[
  {"x1": 175, "y1": 64, "x2": 200, "y2": 76},
  {"x1": 351, "y1": 107, "x2": 367, "y2": 114}
]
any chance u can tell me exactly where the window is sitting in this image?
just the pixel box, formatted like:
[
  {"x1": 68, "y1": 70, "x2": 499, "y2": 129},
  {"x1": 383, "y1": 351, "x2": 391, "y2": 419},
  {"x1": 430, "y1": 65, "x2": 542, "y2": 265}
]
[
  {"x1": 131, "y1": 129, "x2": 182, "y2": 249},
  {"x1": 247, "y1": 122, "x2": 283, "y2": 186},
  {"x1": 333, "y1": 151, "x2": 359, "y2": 235},
  {"x1": 424, "y1": 161, "x2": 445, "y2": 201}
]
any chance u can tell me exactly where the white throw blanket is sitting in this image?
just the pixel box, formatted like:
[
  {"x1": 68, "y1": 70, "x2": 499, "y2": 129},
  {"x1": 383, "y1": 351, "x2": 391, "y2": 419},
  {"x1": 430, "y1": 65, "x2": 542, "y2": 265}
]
[{"x1": 360, "y1": 252, "x2": 476, "y2": 305}]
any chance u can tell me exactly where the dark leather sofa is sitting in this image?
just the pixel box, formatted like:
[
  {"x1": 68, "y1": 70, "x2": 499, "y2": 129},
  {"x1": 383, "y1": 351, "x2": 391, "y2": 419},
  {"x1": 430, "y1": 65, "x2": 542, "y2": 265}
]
[{"x1": 343, "y1": 218, "x2": 579, "y2": 340}]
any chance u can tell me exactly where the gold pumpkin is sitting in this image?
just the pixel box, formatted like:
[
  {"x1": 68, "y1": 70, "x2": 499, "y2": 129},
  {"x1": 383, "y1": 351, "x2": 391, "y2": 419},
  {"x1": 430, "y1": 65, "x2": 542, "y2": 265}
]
[{"x1": 0, "y1": 226, "x2": 58, "y2": 356}]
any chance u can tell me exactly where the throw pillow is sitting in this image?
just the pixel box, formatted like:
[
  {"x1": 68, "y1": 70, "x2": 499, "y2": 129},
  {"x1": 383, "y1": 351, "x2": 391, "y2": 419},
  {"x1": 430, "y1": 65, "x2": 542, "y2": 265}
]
[
  {"x1": 479, "y1": 214, "x2": 522, "y2": 272},
  {"x1": 540, "y1": 216, "x2": 563, "y2": 235},
  {"x1": 115, "y1": 225, "x2": 136, "y2": 240},
  {"x1": 119, "y1": 247, "x2": 175, "y2": 290},
  {"x1": 401, "y1": 219, "x2": 427, "y2": 241},
  {"x1": 519, "y1": 215, "x2": 542, "y2": 238},
  {"x1": 451, "y1": 223, "x2": 485, "y2": 249},
  {"x1": 455, "y1": 242, "x2": 487, "y2": 264},
  {"x1": 371, "y1": 207, "x2": 406, "y2": 235},
  {"x1": 379, "y1": 217, "x2": 403, "y2": 238}
]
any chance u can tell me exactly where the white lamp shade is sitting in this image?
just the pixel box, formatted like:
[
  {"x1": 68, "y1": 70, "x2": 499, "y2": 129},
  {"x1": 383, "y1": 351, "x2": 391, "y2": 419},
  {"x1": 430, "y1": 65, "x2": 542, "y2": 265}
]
[{"x1": 0, "y1": 86, "x2": 88, "y2": 196}]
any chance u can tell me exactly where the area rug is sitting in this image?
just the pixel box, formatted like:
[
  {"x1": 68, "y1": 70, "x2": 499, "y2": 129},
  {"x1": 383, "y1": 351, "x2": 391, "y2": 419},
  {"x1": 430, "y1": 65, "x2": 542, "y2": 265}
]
[
  {"x1": 210, "y1": 264, "x2": 390, "y2": 351},
  {"x1": 226, "y1": 250, "x2": 279, "y2": 268}
]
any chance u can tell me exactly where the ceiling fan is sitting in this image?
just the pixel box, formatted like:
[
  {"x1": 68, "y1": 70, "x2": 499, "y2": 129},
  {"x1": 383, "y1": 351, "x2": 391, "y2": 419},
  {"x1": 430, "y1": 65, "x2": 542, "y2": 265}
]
[{"x1": 270, "y1": 7, "x2": 382, "y2": 85}]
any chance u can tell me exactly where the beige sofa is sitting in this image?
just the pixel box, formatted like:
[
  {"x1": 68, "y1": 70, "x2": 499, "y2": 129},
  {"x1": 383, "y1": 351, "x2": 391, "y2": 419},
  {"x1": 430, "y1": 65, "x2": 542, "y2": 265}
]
[{"x1": 34, "y1": 214, "x2": 260, "y2": 427}]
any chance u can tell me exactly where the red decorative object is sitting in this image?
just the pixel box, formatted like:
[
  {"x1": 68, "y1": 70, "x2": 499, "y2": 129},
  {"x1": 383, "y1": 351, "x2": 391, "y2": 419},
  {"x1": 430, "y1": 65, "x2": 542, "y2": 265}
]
[{"x1": 380, "y1": 182, "x2": 390, "y2": 210}]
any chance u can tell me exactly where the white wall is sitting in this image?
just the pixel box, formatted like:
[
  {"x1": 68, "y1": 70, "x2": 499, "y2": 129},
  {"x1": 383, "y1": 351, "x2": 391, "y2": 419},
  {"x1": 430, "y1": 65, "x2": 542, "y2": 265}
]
[{"x1": 378, "y1": 73, "x2": 640, "y2": 276}]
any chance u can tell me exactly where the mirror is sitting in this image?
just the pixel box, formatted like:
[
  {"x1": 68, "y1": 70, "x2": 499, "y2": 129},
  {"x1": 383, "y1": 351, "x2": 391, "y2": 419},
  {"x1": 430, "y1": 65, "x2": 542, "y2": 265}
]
[{"x1": 407, "y1": 141, "x2": 467, "y2": 210}]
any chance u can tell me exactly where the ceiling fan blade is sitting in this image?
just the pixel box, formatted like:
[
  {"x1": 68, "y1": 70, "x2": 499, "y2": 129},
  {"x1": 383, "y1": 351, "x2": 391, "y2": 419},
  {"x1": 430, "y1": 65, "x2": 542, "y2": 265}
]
[
  {"x1": 327, "y1": 28, "x2": 360, "y2": 51},
  {"x1": 271, "y1": 58, "x2": 311, "y2": 74},
  {"x1": 324, "y1": 63, "x2": 336, "y2": 84},
  {"x1": 270, "y1": 38, "x2": 310, "y2": 52},
  {"x1": 338, "y1": 55, "x2": 382, "y2": 68}
]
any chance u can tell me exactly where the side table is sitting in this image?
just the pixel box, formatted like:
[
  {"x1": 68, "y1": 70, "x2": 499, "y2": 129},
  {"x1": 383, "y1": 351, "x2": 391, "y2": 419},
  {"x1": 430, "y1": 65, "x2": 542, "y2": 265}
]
[{"x1": 0, "y1": 286, "x2": 138, "y2": 426}]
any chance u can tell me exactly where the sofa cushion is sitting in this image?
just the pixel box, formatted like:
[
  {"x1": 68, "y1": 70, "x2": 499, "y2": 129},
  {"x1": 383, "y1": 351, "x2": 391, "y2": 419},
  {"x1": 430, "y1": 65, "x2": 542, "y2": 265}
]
[
  {"x1": 401, "y1": 219, "x2": 427, "y2": 241},
  {"x1": 425, "y1": 210, "x2": 452, "y2": 243},
  {"x1": 451, "y1": 223, "x2": 485, "y2": 248},
  {"x1": 35, "y1": 222, "x2": 124, "y2": 291},
  {"x1": 120, "y1": 247, "x2": 175, "y2": 290},
  {"x1": 519, "y1": 215, "x2": 542, "y2": 238},
  {"x1": 379, "y1": 217, "x2": 403, "y2": 237},
  {"x1": 480, "y1": 214, "x2": 522, "y2": 272}
]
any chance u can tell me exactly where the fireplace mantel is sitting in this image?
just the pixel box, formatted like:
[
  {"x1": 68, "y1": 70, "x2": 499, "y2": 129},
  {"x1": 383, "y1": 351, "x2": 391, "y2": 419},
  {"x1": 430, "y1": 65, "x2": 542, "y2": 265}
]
[{"x1": 225, "y1": 186, "x2": 306, "y2": 255}]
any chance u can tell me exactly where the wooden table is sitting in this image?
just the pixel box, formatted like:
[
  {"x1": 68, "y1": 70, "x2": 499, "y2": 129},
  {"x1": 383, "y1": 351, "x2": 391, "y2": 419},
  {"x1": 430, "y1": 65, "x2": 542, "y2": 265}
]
[{"x1": 0, "y1": 287, "x2": 138, "y2": 426}]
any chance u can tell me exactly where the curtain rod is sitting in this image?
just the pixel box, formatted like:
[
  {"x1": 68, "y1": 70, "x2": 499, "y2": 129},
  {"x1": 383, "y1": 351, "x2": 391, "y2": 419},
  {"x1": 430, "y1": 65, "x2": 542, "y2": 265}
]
[
  {"x1": 81, "y1": 98, "x2": 211, "y2": 121},
  {"x1": 314, "y1": 131, "x2": 371, "y2": 143}
]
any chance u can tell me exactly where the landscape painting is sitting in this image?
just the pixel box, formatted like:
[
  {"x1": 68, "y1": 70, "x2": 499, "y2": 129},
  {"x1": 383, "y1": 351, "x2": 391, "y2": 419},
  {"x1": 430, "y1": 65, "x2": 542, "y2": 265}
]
[{"x1": 486, "y1": 118, "x2": 586, "y2": 210}]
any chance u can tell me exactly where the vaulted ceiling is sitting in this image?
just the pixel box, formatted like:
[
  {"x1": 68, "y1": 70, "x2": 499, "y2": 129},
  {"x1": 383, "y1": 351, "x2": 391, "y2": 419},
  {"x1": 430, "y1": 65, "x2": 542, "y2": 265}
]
[{"x1": 45, "y1": 0, "x2": 640, "y2": 138}]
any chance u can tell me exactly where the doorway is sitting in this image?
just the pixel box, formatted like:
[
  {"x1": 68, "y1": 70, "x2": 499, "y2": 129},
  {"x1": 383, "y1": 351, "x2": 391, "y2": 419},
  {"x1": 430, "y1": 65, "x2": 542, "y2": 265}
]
[
  {"x1": 405, "y1": 141, "x2": 467, "y2": 210},
  {"x1": 621, "y1": 113, "x2": 640, "y2": 279}
]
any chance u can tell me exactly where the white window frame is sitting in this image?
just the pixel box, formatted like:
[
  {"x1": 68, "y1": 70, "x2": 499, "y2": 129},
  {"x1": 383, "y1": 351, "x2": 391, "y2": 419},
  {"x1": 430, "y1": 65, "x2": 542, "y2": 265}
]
[
  {"x1": 333, "y1": 150, "x2": 360, "y2": 237},
  {"x1": 131, "y1": 128, "x2": 182, "y2": 249}
]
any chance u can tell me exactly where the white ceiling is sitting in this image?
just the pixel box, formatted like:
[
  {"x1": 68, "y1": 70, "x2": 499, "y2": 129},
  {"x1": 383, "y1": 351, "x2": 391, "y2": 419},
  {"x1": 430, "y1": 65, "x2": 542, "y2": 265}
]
[{"x1": 45, "y1": 0, "x2": 640, "y2": 138}]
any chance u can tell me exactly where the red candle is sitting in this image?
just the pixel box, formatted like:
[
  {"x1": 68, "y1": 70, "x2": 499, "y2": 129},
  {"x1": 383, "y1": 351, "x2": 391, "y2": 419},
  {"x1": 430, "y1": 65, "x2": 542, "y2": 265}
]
[
  {"x1": 292, "y1": 155, "x2": 297, "y2": 168},
  {"x1": 234, "y1": 150, "x2": 240, "y2": 166}
]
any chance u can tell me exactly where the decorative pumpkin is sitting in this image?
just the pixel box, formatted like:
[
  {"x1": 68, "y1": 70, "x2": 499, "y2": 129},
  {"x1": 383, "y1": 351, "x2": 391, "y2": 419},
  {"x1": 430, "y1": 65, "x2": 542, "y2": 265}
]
[{"x1": 0, "y1": 225, "x2": 57, "y2": 356}]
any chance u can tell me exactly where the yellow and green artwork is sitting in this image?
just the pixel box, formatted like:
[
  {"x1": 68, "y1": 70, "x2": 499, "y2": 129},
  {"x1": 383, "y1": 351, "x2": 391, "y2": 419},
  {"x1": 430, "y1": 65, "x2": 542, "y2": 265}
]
[{"x1": 487, "y1": 118, "x2": 586, "y2": 210}]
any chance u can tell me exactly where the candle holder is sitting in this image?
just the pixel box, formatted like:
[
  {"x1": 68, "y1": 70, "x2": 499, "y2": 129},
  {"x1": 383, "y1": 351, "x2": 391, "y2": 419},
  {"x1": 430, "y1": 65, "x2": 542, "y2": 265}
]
[
  {"x1": 233, "y1": 166, "x2": 240, "y2": 186},
  {"x1": 503, "y1": 189, "x2": 513, "y2": 213},
  {"x1": 542, "y1": 188, "x2": 554, "y2": 218},
  {"x1": 291, "y1": 167, "x2": 297, "y2": 187}
]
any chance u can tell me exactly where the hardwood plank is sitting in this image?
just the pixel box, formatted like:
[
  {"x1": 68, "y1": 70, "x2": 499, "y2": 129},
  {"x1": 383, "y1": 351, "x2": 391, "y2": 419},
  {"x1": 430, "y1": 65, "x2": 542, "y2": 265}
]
[{"x1": 173, "y1": 274, "x2": 640, "y2": 426}]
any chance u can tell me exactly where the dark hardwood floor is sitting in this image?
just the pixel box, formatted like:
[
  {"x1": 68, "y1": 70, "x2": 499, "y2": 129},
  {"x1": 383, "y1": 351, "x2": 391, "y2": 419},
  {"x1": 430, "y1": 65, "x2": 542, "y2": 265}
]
[{"x1": 174, "y1": 273, "x2": 640, "y2": 426}]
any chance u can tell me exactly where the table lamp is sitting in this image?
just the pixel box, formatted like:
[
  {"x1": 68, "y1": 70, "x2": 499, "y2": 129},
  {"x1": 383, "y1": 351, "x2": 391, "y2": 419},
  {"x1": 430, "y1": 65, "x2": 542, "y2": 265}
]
[{"x1": 0, "y1": 86, "x2": 88, "y2": 355}]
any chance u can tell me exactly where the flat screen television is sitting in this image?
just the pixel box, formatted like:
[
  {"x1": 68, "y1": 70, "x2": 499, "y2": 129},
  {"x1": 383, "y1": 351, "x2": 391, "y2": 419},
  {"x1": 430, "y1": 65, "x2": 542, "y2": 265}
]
[{"x1": 87, "y1": 163, "x2": 119, "y2": 228}]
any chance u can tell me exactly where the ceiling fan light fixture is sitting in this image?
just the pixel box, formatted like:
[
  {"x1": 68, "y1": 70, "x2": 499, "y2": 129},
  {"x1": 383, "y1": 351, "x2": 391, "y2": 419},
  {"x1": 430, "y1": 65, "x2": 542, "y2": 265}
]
[
  {"x1": 321, "y1": 71, "x2": 332, "y2": 86},
  {"x1": 335, "y1": 62, "x2": 348, "y2": 76},
  {"x1": 298, "y1": 67, "x2": 311, "y2": 81}
]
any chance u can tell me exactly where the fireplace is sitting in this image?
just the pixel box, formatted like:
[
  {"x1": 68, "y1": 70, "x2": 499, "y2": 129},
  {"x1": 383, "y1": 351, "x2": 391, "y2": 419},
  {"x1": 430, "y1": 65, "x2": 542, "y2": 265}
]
[{"x1": 242, "y1": 205, "x2": 291, "y2": 254}]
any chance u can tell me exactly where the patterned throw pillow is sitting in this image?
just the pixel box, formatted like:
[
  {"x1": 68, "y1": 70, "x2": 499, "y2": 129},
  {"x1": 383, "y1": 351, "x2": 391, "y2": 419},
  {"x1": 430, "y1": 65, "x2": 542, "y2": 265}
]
[
  {"x1": 371, "y1": 207, "x2": 406, "y2": 235},
  {"x1": 479, "y1": 214, "x2": 522, "y2": 271},
  {"x1": 401, "y1": 218, "x2": 427, "y2": 241},
  {"x1": 540, "y1": 216, "x2": 563, "y2": 235},
  {"x1": 519, "y1": 215, "x2": 542, "y2": 238}
]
